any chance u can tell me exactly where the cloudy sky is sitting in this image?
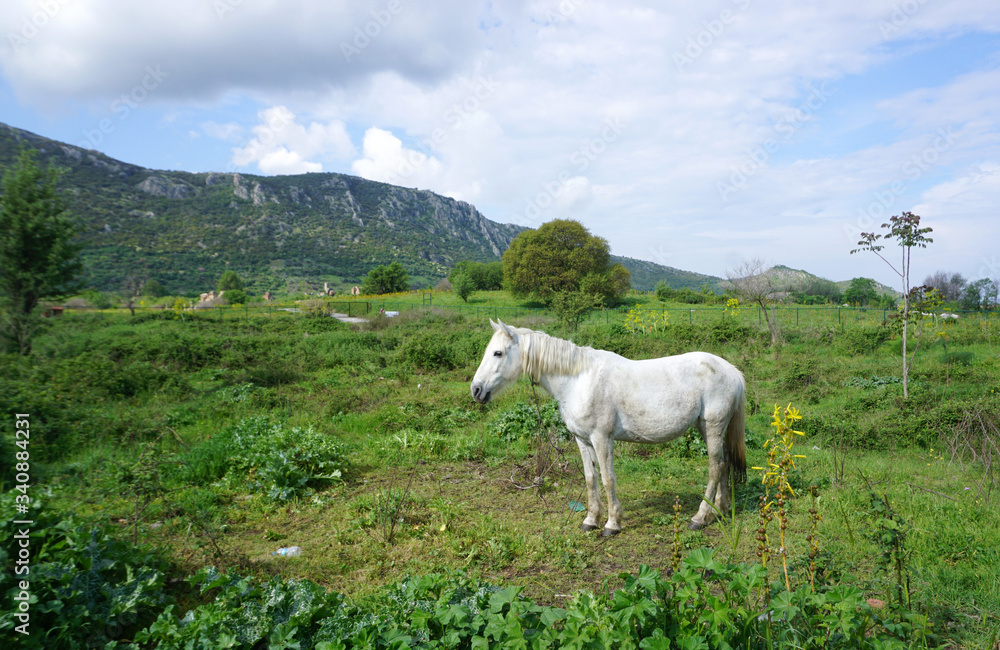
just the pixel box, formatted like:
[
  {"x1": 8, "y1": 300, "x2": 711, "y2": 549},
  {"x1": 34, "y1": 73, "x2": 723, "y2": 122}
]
[{"x1": 2, "y1": 0, "x2": 999, "y2": 287}]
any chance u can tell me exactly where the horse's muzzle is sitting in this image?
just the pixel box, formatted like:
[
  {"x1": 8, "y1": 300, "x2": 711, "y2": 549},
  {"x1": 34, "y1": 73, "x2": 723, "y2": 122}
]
[{"x1": 471, "y1": 383, "x2": 491, "y2": 404}]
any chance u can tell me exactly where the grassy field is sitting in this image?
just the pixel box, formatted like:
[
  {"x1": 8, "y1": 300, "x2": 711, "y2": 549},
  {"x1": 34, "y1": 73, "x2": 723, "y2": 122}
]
[{"x1": 2, "y1": 298, "x2": 999, "y2": 647}]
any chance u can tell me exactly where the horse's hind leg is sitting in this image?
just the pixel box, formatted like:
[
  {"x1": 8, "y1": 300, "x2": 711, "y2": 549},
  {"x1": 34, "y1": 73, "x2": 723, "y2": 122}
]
[
  {"x1": 575, "y1": 438, "x2": 602, "y2": 531},
  {"x1": 690, "y1": 420, "x2": 728, "y2": 530}
]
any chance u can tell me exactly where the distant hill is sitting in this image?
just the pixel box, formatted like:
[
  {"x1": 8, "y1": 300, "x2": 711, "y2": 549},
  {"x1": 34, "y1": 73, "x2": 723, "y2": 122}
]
[
  {"x1": 768, "y1": 265, "x2": 898, "y2": 296},
  {"x1": 612, "y1": 255, "x2": 723, "y2": 293}
]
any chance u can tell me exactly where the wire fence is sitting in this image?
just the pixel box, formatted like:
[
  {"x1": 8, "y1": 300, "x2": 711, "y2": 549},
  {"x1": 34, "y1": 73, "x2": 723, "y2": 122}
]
[{"x1": 53, "y1": 300, "x2": 1000, "y2": 329}]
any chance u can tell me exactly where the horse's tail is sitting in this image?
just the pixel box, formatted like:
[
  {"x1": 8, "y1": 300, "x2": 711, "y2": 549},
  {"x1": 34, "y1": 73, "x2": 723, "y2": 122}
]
[{"x1": 726, "y1": 373, "x2": 747, "y2": 485}]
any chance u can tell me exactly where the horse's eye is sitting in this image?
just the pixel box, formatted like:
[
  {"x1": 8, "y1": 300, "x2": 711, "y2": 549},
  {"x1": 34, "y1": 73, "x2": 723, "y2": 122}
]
[{"x1": 493, "y1": 350, "x2": 502, "y2": 357}]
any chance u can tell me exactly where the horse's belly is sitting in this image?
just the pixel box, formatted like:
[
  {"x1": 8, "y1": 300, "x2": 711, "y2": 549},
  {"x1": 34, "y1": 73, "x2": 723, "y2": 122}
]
[{"x1": 612, "y1": 408, "x2": 698, "y2": 444}]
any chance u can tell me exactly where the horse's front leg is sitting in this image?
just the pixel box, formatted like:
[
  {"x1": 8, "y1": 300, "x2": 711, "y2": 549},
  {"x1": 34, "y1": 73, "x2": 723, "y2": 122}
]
[
  {"x1": 591, "y1": 434, "x2": 622, "y2": 536},
  {"x1": 575, "y1": 438, "x2": 602, "y2": 531}
]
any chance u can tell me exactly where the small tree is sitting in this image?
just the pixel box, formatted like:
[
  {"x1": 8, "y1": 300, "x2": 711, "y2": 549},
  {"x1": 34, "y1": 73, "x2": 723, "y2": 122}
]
[
  {"x1": 844, "y1": 277, "x2": 878, "y2": 306},
  {"x1": 851, "y1": 211, "x2": 933, "y2": 399},
  {"x1": 451, "y1": 271, "x2": 475, "y2": 303},
  {"x1": 218, "y1": 270, "x2": 244, "y2": 292},
  {"x1": 0, "y1": 150, "x2": 82, "y2": 354},
  {"x1": 551, "y1": 290, "x2": 598, "y2": 331},
  {"x1": 725, "y1": 258, "x2": 782, "y2": 346},
  {"x1": 361, "y1": 262, "x2": 409, "y2": 295},
  {"x1": 142, "y1": 279, "x2": 167, "y2": 298},
  {"x1": 450, "y1": 260, "x2": 504, "y2": 291},
  {"x1": 121, "y1": 274, "x2": 145, "y2": 316}
]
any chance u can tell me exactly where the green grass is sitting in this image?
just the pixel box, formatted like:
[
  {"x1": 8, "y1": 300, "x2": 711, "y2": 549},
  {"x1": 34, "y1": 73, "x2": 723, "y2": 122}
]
[{"x1": 3, "y1": 304, "x2": 1000, "y2": 646}]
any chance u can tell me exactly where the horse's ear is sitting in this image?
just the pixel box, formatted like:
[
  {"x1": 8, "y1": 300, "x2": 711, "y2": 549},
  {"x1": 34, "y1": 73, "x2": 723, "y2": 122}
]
[
  {"x1": 490, "y1": 319, "x2": 500, "y2": 331},
  {"x1": 496, "y1": 320, "x2": 517, "y2": 339}
]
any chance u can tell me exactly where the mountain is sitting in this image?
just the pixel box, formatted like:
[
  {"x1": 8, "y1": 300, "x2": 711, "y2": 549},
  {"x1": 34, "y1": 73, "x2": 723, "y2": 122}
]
[
  {"x1": 0, "y1": 123, "x2": 527, "y2": 295},
  {"x1": 0, "y1": 122, "x2": 724, "y2": 297}
]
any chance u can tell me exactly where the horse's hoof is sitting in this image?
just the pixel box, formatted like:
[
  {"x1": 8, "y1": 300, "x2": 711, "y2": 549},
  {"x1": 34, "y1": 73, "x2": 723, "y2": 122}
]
[
  {"x1": 688, "y1": 521, "x2": 705, "y2": 531},
  {"x1": 602, "y1": 527, "x2": 621, "y2": 537},
  {"x1": 581, "y1": 523, "x2": 600, "y2": 532}
]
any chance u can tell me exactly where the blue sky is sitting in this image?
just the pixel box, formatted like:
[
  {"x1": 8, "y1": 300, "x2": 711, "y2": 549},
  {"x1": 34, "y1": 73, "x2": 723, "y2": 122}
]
[{"x1": 2, "y1": 0, "x2": 999, "y2": 288}]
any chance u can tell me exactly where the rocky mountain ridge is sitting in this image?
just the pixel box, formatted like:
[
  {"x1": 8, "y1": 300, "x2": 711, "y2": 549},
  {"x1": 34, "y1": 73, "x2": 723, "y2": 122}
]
[{"x1": 0, "y1": 122, "x2": 524, "y2": 294}]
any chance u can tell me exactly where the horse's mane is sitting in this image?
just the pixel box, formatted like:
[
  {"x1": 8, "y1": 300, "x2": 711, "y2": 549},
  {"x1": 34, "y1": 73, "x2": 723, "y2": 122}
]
[{"x1": 514, "y1": 327, "x2": 593, "y2": 382}]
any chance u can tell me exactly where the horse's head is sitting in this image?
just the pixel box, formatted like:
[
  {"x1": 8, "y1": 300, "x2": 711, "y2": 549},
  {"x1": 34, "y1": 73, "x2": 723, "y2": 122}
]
[{"x1": 471, "y1": 319, "x2": 522, "y2": 405}]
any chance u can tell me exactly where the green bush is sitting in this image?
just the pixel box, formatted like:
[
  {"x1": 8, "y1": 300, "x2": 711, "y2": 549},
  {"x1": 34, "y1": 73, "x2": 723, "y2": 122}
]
[
  {"x1": 939, "y1": 351, "x2": 974, "y2": 367},
  {"x1": 82, "y1": 289, "x2": 113, "y2": 309},
  {"x1": 222, "y1": 288, "x2": 247, "y2": 305},
  {"x1": 402, "y1": 334, "x2": 458, "y2": 371},
  {"x1": 839, "y1": 326, "x2": 890, "y2": 353},
  {"x1": 179, "y1": 417, "x2": 349, "y2": 500},
  {"x1": 489, "y1": 399, "x2": 571, "y2": 442},
  {"x1": 710, "y1": 320, "x2": 758, "y2": 343}
]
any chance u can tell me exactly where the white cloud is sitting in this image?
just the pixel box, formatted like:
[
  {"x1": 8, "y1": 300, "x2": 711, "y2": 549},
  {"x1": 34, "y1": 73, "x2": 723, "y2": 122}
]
[
  {"x1": 3, "y1": 0, "x2": 1000, "y2": 286},
  {"x1": 351, "y1": 127, "x2": 444, "y2": 189},
  {"x1": 0, "y1": 0, "x2": 483, "y2": 107},
  {"x1": 230, "y1": 106, "x2": 354, "y2": 175}
]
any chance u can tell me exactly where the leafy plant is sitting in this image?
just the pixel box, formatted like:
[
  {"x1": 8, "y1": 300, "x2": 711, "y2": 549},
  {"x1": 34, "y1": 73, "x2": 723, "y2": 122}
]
[
  {"x1": 489, "y1": 399, "x2": 570, "y2": 442},
  {"x1": 181, "y1": 417, "x2": 348, "y2": 501},
  {"x1": 0, "y1": 490, "x2": 170, "y2": 648},
  {"x1": 869, "y1": 493, "x2": 912, "y2": 609}
]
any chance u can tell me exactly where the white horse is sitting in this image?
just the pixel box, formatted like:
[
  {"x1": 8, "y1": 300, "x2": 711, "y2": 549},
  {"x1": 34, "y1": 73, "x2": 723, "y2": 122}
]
[{"x1": 471, "y1": 320, "x2": 746, "y2": 535}]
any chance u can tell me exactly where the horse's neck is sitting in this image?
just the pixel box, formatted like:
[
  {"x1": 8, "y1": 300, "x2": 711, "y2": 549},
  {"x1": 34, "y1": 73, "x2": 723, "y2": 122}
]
[
  {"x1": 536, "y1": 373, "x2": 581, "y2": 405},
  {"x1": 525, "y1": 333, "x2": 591, "y2": 404}
]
